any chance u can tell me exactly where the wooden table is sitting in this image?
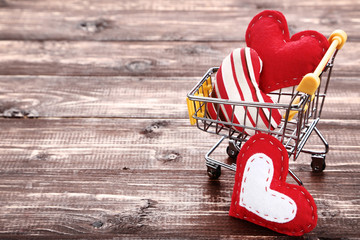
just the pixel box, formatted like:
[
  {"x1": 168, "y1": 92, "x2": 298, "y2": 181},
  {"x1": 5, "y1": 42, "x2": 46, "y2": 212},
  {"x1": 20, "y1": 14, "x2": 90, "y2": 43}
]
[{"x1": 0, "y1": 0, "x2": 359, "y2": 239}]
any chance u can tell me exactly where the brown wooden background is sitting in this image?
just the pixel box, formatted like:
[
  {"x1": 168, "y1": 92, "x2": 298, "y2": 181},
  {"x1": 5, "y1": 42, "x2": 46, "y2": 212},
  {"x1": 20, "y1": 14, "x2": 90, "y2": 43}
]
[{"x1": 0, "y1": 0, "x2": 359, "y2": 239}]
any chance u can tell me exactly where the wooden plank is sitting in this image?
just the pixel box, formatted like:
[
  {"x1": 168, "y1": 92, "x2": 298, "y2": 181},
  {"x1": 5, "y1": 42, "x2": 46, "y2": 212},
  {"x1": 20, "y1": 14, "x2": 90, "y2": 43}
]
[
  {"x1": 0, "y1": 0, "x2": 359, "y2": 41},
  {"x1": 0, "y1": 76, "x2": 358, "y2": 120},
  {"x1": 0, "y1": 41, "x2": 357, "y2": 77},
  {"x1": 0, "y1": 118, "x2": 358, "y2": 172},
  {"x1": 0, "y1": 76, "x2": 193, "y2": 119},
  {"x1": 4, "y1": 0, "x2": 360, "y2": 12},
  {"x1": 0, "y1": 120, "x2": 358, "y2": 238},
  {"x1": 0, "y1": 1, "x2": 358, "y2": 238},
  {"x1": 0, "y1": 170, "x2": 358, "y2": 238}
]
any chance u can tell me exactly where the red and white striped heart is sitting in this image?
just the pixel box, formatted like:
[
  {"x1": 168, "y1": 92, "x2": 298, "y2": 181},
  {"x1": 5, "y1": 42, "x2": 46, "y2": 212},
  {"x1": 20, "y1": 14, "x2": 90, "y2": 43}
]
[
  {"x1": 207, "y1": 47, "x2": 281, "y2": 135},
  {"x1": 229, "y1": 133, "x2": 318, "y2": 236}
]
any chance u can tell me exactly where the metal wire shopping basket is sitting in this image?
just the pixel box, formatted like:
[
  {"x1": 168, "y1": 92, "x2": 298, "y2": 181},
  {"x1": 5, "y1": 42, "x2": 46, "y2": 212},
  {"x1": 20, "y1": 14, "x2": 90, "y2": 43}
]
[{"x1": 186, "y1": 30, "x2": 347, "y2": 185}]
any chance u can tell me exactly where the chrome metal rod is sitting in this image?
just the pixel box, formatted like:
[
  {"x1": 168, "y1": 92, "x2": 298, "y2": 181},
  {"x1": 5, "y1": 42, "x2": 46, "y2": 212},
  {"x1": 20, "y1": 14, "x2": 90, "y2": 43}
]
[{"x1": 288, "y1": 169, "x2": 303, "y2": 186}]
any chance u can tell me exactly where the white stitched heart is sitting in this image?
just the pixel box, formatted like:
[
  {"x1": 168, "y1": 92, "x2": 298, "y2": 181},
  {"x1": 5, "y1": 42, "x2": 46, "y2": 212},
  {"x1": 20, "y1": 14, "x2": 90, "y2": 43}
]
[{"x1": 239, "y1": 153, "x2": 297, "y2": 223}]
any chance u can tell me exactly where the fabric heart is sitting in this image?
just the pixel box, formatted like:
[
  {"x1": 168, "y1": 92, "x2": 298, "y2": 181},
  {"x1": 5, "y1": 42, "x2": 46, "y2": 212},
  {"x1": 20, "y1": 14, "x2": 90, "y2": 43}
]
[
  {"x1": 207, "y1": 47, "x2": 282, "y2": 135},
  {"x1": 246, "y1": 10, "x2": 329, "y2": 93},
  {"x1": 229, "y1": 133, "x2": 317, "y2": 236}
]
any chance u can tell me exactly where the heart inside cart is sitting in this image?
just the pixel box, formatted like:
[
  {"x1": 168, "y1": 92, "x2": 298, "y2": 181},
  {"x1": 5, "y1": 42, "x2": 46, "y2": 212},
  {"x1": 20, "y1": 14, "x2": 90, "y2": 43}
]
[
  {"x1": 207, "y1": 47, "x2": 282, "y2": 135},
  {"x1": 246, "y1": 10, "x2": 330, "y2": 93}
]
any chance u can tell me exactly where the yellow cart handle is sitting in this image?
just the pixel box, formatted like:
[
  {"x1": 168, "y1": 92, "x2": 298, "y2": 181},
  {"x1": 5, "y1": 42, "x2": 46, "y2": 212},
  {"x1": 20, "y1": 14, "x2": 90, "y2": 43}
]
[
  {"x1": 297, "y1": 30, "x2": 347, "y2": 95},
  {"x1": 285, "y1": 30, "x2": 347, "y2": 121}
]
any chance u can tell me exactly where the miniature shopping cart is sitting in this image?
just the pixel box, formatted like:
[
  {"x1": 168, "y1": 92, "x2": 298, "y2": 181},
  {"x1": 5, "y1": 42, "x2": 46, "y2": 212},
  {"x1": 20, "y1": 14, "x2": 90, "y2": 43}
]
[{"x1": 186, "y1": 30, "x2": 347, "y2": 185}]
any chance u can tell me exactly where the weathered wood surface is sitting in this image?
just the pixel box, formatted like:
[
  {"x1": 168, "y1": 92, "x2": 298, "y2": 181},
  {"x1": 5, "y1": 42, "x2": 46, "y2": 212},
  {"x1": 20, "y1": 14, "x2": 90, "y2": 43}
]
[
  {"x1": 0, "y1": 76, "x2": 359, "y2": 120},
  {"x1": 0, "y1": 0, "x2": 359, "y2": 239},
  {"x1": 0, "y1": 41, "x2": 358, "y2": 77},
  {"x1": 0, "y1": 118, "x2": 359, "y2": 172},
  {"x1": 0, "y1": 118, "x2": 359, "y2": 238},
  {"x1": 0, "y1": 0, "x2": 359, "y2": 41}
]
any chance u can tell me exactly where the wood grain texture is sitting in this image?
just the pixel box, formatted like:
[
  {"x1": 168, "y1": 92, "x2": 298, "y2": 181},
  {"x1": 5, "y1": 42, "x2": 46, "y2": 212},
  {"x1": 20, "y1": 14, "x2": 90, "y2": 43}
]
[
  {"x1": 0, "y1": 76, "x2": 358, "y2": 119},
  {"x1": 3, "y1": 0, "x2": 360, "y2": 11},
  {"x1": 0, "y1": 118, "x2": 359, "y2": 238},
  {"x1": 0, "y1": 170, "x2": 359, "y2": 238},
  {"x1": 0, "y1": 41, "x2": 358, "y2": 77},
  {"x1": 0, "y1": 0, "x2": 359, "y2": 41},
  {"x1": 0, "y1": 118, "x2": 358, "y2": 172},
  {"x1": 0, "y1": 0, "x2": 359, "y2": 238}
]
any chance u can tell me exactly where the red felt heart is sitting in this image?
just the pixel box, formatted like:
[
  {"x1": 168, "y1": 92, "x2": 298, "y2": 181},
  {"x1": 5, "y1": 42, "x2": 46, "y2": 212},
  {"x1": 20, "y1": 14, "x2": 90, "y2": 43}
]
[
  {"x1": 229, "y1": 133, "x2": 317, "y2": 236},
  {"x1": 246, "y1": 10, "x2": 329, "y2": 93}
]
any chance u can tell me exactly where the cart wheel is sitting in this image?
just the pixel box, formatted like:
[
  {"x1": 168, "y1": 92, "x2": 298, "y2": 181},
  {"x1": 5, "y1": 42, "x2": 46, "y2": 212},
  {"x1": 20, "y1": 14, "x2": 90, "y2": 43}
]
[
  {"x1": 311, "y1": 154, "x2": 326, "y2": 172},
  {"x1": 207, "y1": 165, "x2": 221, "y2": 179},
  {"x1": 226, "y1": 145, "x2": 239, "y2": 159}
]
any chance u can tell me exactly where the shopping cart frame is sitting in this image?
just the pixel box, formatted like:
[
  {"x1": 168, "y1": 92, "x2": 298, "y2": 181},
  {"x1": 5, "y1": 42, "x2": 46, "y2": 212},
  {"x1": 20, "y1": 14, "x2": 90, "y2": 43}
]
[{"x1": 186, "y1": 30, "x2": 347, "y2": 185}]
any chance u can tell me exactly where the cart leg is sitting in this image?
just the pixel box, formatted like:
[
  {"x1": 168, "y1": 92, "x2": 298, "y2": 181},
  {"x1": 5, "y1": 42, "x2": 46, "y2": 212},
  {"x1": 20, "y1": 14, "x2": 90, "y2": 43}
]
[
  {"x1": 311, "y1": 154, "x2": 326, "y2": 172},
  {"x1": 205, "y1": 136, "x2": 237, "y2": 179},
  {"x1": 298, "y1": 125, "x2": 329, "y2": 172},
  {"x1": 311, "y1": 127, "x2": 328, "y2": 172},
  {"x1": 205, "y1": 136, "x2": 224, "y2": 179},
  {"x1": 314, "y1": 127, "x2": 329, "y2": 153},
  {"x1": 226, "y1": 140, "x2": 239, "y2": 159},
  {"x1": 288, "y1": 169, "x2": 303, "y2": 186},
  {"x1": 207, "y1": 165, "x2": 221, "y2": 179}
]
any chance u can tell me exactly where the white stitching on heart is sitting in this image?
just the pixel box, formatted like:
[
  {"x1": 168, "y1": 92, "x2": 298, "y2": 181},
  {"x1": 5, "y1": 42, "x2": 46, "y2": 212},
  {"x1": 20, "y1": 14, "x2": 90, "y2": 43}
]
[
  {"x1": 235, "y1": 137, "x2": 316, "y2": 233},
  {"x1": 240, "y1": 153, "x2": 296, "y2": 223},
  {"x1": 248, "y1": 13, "x2": 328, "y2": 85}
]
